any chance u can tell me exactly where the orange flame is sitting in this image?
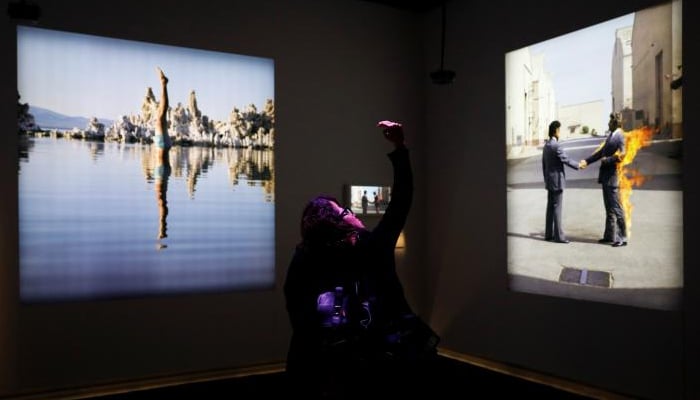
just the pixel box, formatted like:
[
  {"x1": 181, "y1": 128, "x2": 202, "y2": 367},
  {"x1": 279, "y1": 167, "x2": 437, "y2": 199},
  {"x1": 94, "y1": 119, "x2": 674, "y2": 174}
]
[{"x1": 616, "y1": 127, "x2": 655, "y2": 237}]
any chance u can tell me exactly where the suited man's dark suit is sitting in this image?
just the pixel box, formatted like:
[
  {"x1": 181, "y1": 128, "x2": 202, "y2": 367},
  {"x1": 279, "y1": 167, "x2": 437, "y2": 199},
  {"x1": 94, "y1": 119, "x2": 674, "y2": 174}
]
[
  {"x1": 585, "y1": 128, "x2": 627, "y2": 243},
  {"x1": 542, "y1": 137, "x2": 580, "y2": 242}
]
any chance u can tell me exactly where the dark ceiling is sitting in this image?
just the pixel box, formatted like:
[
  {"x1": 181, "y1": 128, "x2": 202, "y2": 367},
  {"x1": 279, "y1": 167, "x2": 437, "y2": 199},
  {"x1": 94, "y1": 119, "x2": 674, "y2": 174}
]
[{"x1": 361, "y1": 0, "x2": 446, "y2": 13}]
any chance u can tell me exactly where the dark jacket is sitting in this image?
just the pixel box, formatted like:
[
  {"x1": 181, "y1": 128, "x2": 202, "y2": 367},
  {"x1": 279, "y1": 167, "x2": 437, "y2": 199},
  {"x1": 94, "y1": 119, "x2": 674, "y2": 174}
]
[
  {"x1": 585, "y1": 128, "x2": 626, "y2": 187},
  {"x1": 283, "y1": 147, "x2": 415, "y2": 384},
  {"x1": 542, "y1": 137, "x2": 579, "y2": 191}
]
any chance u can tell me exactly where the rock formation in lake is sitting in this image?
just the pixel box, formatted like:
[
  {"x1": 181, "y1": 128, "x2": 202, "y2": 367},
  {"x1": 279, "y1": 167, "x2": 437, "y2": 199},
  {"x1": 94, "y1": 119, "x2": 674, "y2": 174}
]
[
  {"x1": 116, "y1": 85, "x2": 272, "y2": 148},
  {"x1": 27, "y1": 82, "x2": 277, "y2": 149},
  {"x1": 84, "y1": 117, "x2": 105, "y2": 138}
]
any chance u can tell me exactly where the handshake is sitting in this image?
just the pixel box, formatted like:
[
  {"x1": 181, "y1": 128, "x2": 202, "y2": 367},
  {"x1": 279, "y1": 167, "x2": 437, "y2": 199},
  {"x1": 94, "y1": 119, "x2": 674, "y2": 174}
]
[{"x1": 579, "y1": 160, "x2": 588, "y2": 170}]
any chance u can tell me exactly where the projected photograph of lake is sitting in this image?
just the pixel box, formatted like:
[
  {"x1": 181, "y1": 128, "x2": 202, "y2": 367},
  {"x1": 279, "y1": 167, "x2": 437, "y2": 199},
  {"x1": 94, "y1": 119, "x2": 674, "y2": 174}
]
[{"x1": 17, "y1": 26, "x2": 276, "y2": 302}]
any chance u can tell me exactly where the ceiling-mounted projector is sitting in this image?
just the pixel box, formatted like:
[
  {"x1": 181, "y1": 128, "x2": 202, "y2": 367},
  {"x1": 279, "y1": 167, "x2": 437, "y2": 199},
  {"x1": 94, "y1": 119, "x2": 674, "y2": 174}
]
[
  {"x1": 430, "y1": 69, "x2": 456, "y2": 85},
  {"x1": 430, "y1": 3, "x2": 454, "y2": 85}
]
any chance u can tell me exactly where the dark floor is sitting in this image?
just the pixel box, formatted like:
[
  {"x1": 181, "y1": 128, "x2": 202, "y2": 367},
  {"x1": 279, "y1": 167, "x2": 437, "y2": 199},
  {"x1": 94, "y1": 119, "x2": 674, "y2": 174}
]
[{"x1": 95, "y1": 356, "x2": 596, "y2": 399}]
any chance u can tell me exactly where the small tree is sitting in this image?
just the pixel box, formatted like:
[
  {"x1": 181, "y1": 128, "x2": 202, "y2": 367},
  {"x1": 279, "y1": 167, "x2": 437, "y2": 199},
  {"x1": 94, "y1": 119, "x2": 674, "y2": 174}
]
[
  {"x1": 582, "y1": 125, "x2": 589, "y2": 134},
  {"x1": 18, "y1": 92, "x2": 38, "y2": 133}
]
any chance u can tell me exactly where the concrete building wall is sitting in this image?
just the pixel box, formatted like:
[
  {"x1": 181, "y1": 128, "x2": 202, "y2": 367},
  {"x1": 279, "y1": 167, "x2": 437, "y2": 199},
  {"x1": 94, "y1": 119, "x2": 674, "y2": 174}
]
[
  {"x1": 558, "y1": 100, "x2": 605, "y2": 138},
  {"x1": 612, "y1": 26, "x2": 633, "y2": 114},
  {"x1": 631, "y1": 0, "x2": 681, "y2": 136},
  {"x1": 505, "y1": 47, "x2": 557, "y2": 154},
  {"x1": 505, "y1": 47, "x2": 531, "y2": 150}
]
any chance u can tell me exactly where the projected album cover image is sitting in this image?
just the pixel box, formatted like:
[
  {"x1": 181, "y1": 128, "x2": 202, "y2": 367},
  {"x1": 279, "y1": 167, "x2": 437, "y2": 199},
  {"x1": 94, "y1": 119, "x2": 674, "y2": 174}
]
[
  {"x1": 505, "y1": 1, "x2": 682, "y2": 310},
  {"x1": 17, "y1": 26, "x2": 275, "y2": 302},
  {"x1": 347, "y1": 185, "x2": 391, "y2": 215}
]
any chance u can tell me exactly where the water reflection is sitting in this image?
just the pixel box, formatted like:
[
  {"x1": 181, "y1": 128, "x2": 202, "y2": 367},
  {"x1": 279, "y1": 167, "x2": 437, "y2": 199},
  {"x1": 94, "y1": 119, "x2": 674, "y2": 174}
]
[
  {"x1": 19, "y1": 137, "x2": 276, "y2": 302},
  {"x1": 140, "y1": 145, "x2": 275, "y2": 201},
  {"x1": 155, "y1": 149, "x2": 172, "y2": 248},
  {"x1": 136, "y1": 144, "x2": 276, "y2": 248},
  {"x1": 18, "y1": 135, "x2": 34, "y2": 169},
  {"x1": 87, "y1": 141, "x2": 105, "y2": 162}
]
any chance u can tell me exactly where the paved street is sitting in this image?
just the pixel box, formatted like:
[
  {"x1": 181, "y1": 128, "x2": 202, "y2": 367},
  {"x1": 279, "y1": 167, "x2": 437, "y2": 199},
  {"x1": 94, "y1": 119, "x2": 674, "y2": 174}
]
[{"x1": 506, "y1": 136, "x2": 683, "y2": 310}]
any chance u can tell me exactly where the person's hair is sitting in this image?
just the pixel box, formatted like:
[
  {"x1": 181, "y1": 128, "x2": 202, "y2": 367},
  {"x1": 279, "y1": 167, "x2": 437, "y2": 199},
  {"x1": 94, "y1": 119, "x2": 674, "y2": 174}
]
[
  {"x1": 609, "y1": 113, "x2": 620, "y2": 129},
  {"x1": 300, "y1": 195, "x2": 357, "y2": 248},
  {"x1": 548, "y1": 120, "x2": 561, "y2": 138}
]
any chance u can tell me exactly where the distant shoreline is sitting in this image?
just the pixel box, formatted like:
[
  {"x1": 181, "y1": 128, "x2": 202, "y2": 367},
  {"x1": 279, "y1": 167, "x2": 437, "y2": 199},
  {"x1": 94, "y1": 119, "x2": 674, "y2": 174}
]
[{"x1": 19, "y1": 130, "x2": 274, "y2": 150}]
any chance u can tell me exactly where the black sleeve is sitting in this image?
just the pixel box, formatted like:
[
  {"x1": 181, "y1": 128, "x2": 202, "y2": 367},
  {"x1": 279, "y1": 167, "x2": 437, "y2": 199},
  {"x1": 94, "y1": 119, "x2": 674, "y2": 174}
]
[
  {"x1": 601, "y1": 136, "x2": 625, "y2": 167},
  {"x1": 585, "y1": 141, "x2": 606, "y2": 165},
  {"x1": 371, "y1": 147, "x2": 413, "y2": 248},
  {"x1": 555, "y1": 143, "x2": 579, "y2": 170}
]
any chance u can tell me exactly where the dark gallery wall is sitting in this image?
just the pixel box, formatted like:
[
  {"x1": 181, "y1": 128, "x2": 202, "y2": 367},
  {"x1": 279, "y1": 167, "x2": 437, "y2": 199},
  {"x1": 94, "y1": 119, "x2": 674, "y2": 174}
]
[
  {"x1": 0, "y1": 0, "x2": 429, "y2": 396},
  {"x1": 422, "y1": 0, "x2": 697, "y2": 399},
  {"x1": 0, "y1": 9, "x2": 19, "y2": 395}
]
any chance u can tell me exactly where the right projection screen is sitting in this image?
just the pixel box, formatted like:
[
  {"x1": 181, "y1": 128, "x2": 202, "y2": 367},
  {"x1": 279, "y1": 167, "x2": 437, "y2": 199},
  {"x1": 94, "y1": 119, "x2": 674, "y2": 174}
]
[{"x1": 506, "y1": 0, "x2": 683, "y2": 310}]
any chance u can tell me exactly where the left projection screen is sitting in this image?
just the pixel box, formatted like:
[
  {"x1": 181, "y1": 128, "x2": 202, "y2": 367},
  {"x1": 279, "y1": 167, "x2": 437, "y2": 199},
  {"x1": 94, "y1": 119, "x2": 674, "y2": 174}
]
[{"x1": 17, "y1": 26, "x2": 276, "y2": 302}]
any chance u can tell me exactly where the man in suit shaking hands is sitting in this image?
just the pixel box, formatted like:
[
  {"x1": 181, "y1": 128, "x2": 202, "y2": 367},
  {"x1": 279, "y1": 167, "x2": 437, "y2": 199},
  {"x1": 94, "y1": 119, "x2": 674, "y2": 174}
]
[
  {"x1": 542, "y1": 120, "x2": 582, "y2": 244},
  {"x1": 580, "y1": 114, "x2": 627, "y2": 247}
]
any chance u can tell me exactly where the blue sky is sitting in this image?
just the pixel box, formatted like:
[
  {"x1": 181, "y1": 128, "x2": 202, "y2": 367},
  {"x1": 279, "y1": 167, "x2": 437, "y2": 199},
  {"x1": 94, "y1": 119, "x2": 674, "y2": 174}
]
[
  {"x1": 529, "y1": 13, "x2": 635, "y2": 117},
  {"x1": 17, "y1": 26, "x2": 274, "y2": 122}
]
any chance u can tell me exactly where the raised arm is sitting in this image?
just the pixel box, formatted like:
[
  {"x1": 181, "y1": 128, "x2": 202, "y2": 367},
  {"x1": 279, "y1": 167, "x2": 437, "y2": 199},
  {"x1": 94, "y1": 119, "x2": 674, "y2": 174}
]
[
  {"x1": 372, "y1": 121, "x2": 412, "y2": 247},
  {"x1": 555, "y1": 143, "x2": 580, "y2": 170}
]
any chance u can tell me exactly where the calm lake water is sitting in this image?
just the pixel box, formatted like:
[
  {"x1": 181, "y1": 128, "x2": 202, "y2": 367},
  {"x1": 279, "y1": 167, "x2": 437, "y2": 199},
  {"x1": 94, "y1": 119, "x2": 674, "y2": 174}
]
[{"x1": 19, "y1": 137, "x2": 275, "y2": 302}]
